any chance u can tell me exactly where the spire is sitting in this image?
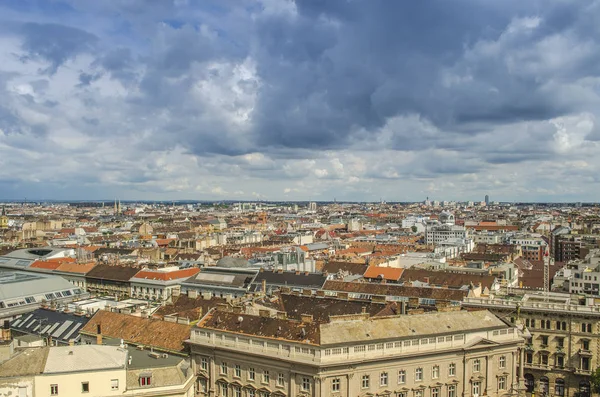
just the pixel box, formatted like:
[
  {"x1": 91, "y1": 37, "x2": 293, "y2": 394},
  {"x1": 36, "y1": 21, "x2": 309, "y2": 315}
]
[{"x1": 1, "y1": 206, "x2": 5, "y2": 216}]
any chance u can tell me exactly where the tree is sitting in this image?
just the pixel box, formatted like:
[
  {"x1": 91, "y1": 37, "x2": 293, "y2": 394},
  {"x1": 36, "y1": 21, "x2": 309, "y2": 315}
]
[
  {"x1": 411, "y1": 225, "x2": 418, "y2": 233},
  {"x1": 591, "y1": 367, "x2": 600, "y2": 394}
]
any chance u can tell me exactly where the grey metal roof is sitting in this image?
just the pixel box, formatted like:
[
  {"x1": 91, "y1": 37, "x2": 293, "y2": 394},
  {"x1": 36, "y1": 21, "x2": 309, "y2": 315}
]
[
  {"x1": 10, "y1": 308, "x2": 90, "y2": 344},
  {"x1": 0, "y1": 270, "x2": 80, "y2": 301}
]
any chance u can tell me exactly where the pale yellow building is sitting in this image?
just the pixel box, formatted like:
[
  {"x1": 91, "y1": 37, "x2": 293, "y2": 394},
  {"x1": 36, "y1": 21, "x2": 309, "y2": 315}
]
[{"x1": 188, "y1": 308, "x2": 524, "y2": 397}]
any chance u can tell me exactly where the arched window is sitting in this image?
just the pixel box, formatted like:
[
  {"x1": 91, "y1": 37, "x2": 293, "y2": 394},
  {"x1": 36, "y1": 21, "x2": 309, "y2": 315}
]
[{"x1": 555, "y1": 379, "x2": 565, "y2": 397}]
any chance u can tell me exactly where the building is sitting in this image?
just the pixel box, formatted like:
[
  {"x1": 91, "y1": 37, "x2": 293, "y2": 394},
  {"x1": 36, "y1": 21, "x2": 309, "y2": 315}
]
[
  {"x1": 0, "y1": 207, "x2": 7, "y2": 229},
  {"x1": 10, "y1": 308, "x2": 90, "y2": 347},
  {"x1": 0, "y1": 344, "x2": 195, "y2": 397},
  {"x1": 250, "y1": 270, "x2": 328, "y2": 295},
  {"x1": 130, "y1": 266, "x2": 200, "y2": 302},
  {"x1": 425, "y1": 223, "x2": 468, "y2": 246},
  {"x1": 463, "y1": 292, "x2": 599, "y2": 397},
  {"x1": 509, "y1": 236, "x2": 547, "y2": 262},
  {"x1": 0, "y1": 270, "x2": 89, "y2": 326},
  {"x1": 85, "y1": 265, "x2": 141, "y2": 298},
  {"x1": 180, "y1": 267, "x2": 257, "y2": 299},
  {"x1": 188, "y1": 308, "x2": 523, "y2": 397},
  {"x1": 485, "y1": 195, "x2": 490, "y2": 206},
  {"x1": 308, "y1": 202, "x2": 317, "y2": 212}
]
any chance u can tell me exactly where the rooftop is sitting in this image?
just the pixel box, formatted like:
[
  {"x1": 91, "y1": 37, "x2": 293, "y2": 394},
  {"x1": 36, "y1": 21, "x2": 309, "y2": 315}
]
[
  {"x1": 81, "y1": 310, "x2": 192, "y2": 353},
  {"x1": 44, "y1": 345, "x2": 127, "y2": 373}
]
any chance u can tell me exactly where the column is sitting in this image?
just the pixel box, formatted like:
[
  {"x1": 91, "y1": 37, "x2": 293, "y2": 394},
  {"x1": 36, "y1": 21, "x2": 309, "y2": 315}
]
[{"x1": 485, "y1": 355, "x2": 492, "y2": 395}]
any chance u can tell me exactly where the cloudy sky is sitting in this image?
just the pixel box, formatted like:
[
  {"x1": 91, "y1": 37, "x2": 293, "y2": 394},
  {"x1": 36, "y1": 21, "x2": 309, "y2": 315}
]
[{"x1": 1, "y1": 0, "x2": 600, "y2": 202}]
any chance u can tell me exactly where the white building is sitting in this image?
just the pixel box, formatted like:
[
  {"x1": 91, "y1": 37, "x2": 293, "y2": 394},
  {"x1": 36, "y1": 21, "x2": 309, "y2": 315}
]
[{"x1": 0, "y1": 345, "x2": 195, "y2": 397}]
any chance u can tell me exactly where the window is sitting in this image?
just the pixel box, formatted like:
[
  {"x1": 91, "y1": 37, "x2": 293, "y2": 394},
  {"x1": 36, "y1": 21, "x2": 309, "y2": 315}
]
[
  {"x1": 582, "y1": 357, "x2": 590, "y2": 371},
  {"x1": 82, "y1": 382, "x2": 89, "y2": 393},
  {"x1": 380, "y1": 372, "x2": 388, "y2": 386},
  {"x1": 448, "y1": 385, "x2": 456, "y2": 397},
  {"x1": 499, "y1": 355, "x2": 506, "y2": 369},
  {"x1": 111, "y1": 379, "x2": 119, "y2": 391},
  {"x1": 582, "y1": 340, "x2": 590, "y2": 351},
  {"x1": 140, "y1": 376, "x2": 151, "y2": 386},
  {"x1": 541, "y1": 335, "x2": 549, "y2": 346},
  {"x1": 221, "y1": 362, "x2": 228, "y2": 375},
  {"x1": 526, "y1": 352, "x2": 533, "y2": 364},
  {"x1": 415, "y1": 367, "x2": 423, "y2": 381},
  {"x1": 473, "y1": 381, "x2": 481, "y2": 396},
  {"x1": 262, "y1": 370, "x2": 270, "y2": 383},
  {"x1": 302, "y1": 377, "x2": 311, "y2": 391},
  {"x1": 362, "y1": 374, "x2": 370, "y2": 389},
  {"x1": 398, "y1": 370, "x2": 406, "y2": 384},
  {"x1": 332, "y1": 378, "x2": 340, "y2": 392},
  {"x1": 562, "y1": 322, "x2": 567, "y2": 331},
  {"x1": 415, "y1": 390, "x2": 423, "y2": 397},
  {"x1": 432, "y1": 365, "x2": 439, "y2": 379},
  {"x1": 249, "y1": 367, "x2": 255, "y2": 381},
  {"x1": 541, "y1": 354, "x2": 549, "y2": 366},
  {"x1": 557, "y1": 337, "x2": 565, "y2": 348},
  {"x1": 234, "y1": 386, "x2": 241, "y2": 397},
  {"x1": 531, "y1": 319, "x2": 535, "y2": 328},
  {"x1": 278, "y1": 373, "x2": 284, "y2": 386},
  {"x1": 432, "y1": 387, "x2": 440, "y2": 397},
  {"x1": 220, "y1": 383, "x2": 228, "y2": 397},
  {"x1": 473, "y1": 359, "x2": 481, "y2": 372},
  {"x1": 201, "y1": 357, "x2": 208, "y2": 371},
  {"x1": 557, "y1": 355, "x2": 565, "y2": 368},
  {"x1": 449, "y1": 363, "x2": 456, "y2": 376},
  {"x1": 235, "y1": 365, "x2": 241, "y2": 378},
  {"x1": 50, "y1": 384, "x2": 58, "y2": 395},
  {"x1": 498, "y1": 376, "x2": 507, "y2": 390},
  {"x1": 248, "y1": 390, "x2": 255, "y2": 397}
]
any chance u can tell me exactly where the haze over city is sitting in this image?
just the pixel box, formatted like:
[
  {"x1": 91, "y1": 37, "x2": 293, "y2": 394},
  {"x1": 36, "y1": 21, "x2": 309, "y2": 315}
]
[{"x1": 1, "y1": 1, "x2": 600, "y2": 202}]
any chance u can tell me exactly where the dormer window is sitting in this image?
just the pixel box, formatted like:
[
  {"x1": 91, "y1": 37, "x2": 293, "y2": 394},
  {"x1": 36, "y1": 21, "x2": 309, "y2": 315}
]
[{"x1": 139, "y1": 373, "x2": 152, "y2": 387}]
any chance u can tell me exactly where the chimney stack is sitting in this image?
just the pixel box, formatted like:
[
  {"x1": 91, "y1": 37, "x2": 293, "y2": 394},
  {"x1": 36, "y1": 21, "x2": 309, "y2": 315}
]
[
  {"x1": 262, "y1": 279, "x2": 267, "y2": 296},
  {"x1": 300, "y1": 314, "x2": 314, "y2": 324},
  {"x1": 96, "y1": 323, "x2": 103, "y2": 345}
]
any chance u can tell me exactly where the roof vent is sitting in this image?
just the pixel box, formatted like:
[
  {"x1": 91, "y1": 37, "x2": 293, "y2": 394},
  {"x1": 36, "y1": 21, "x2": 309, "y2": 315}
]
[{"x1": 237, "y1": 316, "x2": 244, "y2": 324}]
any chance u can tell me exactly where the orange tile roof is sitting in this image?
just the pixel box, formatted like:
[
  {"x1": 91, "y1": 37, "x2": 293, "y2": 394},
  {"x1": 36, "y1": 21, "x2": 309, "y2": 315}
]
[
  {"x1": 55, "y1": 262, "x2": 97, "y2": 274},
  {"x1": 133, "y1": 267, "x2": 200, "y2": 281},
  {"x1": 363, "y1": 265, "x2": 404, "y2": 281},
  {"x1": 30, "y1": 257, "x2": 77, "y2": 270}
]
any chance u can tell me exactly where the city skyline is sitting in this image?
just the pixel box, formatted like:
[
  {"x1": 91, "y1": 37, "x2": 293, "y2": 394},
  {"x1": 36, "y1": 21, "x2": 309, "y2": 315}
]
[{"x1": 1, "y1": 1, "x2": 600, "y2": 202}]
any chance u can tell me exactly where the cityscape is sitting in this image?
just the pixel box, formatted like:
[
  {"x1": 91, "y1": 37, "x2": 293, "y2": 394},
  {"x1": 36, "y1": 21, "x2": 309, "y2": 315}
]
[{"x1": 2, "y1": 1, "x2": 600, "y2": 397}]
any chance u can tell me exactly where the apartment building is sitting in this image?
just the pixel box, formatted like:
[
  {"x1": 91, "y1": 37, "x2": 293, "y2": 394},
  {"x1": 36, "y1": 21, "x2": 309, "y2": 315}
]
[
  {"x1": 425, "y1": 224, "x2": 469, "y2": 246},
  {"x1": 188, "y1": 308, "x2": 523, "y2": 397},
  {"x1": 463, "y1": 293, "x2": 599, "y2": 397}
]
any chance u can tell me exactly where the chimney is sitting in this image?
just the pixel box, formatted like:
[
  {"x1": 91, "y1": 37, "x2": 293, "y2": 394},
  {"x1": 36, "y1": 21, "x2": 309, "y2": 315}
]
[
  {"x1": 96, "y1": 323, "x2": 103, "y2": 345},
  {"x1": 361, "y1": 306, "x2": 367, "y2": 314},
  {"x1": 262, "y1": 279, "x2": 267, "y2": 296},
  {"x1": 276, "y1": 312, "x2": 287, "y2": 320},
  {"x1": 69, "y1": 339, "x2": 75, "y2": 346},
  {"x1": 259, "y1": 267, "x2": 264, "y2": 273},
  {"x1": 300, "y1": 314, "x2": 313, "y2": 324},
  {"x1": 408, "y1": 297, "x2": 419, "y2": 308},
  {"x1": 259, "y1": 309, "x2": 270, "y2": 318}
]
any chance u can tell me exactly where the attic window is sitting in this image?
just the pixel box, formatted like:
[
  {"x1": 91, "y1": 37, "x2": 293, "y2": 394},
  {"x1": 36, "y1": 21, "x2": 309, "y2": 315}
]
[{"x1": 139, "y1": 374, "x2": 152, "y2": 386}]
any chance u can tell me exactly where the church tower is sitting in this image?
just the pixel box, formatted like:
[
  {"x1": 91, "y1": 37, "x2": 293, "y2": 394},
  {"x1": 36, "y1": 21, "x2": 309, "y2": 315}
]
[{"x1": 0, "y1": 206, "x2": 8, "y2": 229}]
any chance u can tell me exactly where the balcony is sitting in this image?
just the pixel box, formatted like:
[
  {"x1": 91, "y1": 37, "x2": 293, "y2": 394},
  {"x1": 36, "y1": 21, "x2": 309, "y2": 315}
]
[{"x1": 578, "y1": 348, "x2": 593, "y2": 357}]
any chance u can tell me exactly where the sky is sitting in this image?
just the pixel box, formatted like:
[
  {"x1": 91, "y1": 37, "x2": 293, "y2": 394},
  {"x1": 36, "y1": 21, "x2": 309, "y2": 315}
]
[{"x1": 1, "y1": 0, "x2": 600, "y2": 202}]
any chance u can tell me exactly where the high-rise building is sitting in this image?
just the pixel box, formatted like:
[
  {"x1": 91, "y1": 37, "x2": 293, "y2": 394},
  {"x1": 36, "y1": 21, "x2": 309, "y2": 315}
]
[{"x1": 485, "y1": 195, "x2": 490, "y2": 206}]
